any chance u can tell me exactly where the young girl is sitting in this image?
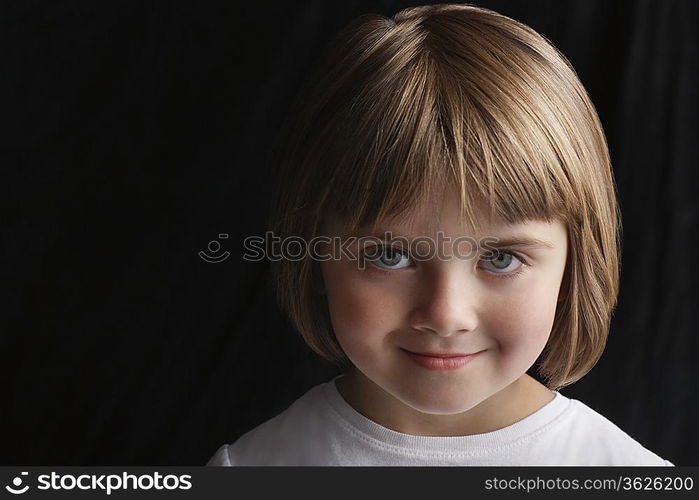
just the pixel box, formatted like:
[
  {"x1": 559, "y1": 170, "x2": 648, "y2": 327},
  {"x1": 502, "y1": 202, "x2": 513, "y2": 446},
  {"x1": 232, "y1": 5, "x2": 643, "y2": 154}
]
[{"x1": 208, "y1": 3, "x2": 674, "y2": 466}]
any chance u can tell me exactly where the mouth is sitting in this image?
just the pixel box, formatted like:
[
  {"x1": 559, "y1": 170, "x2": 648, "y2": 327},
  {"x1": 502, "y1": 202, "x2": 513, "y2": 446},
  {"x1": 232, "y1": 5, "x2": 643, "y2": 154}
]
[
  {"x1": 403, "y1": 349, "x2": 483, "y2": 358},
  {"x1": 401, "y1": 348, "x2": 485, "y2": 371}
]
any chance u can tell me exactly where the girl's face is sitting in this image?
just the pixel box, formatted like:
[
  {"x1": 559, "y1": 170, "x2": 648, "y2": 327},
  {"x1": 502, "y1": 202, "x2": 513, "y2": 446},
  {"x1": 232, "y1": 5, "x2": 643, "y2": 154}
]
[{"x1": 319, "y1": 189, "x2": 568, "y2": 436}]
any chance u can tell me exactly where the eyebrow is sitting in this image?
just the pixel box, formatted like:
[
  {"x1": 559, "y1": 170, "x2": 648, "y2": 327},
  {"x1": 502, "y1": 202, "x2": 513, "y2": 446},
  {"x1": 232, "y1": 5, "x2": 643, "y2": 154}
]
[
  {"x1": 347, "y1": 229, "x2": 555, "y2": 250},
  {"x1": 483, "y1": 236, "x2": 555, "y2": 249}
]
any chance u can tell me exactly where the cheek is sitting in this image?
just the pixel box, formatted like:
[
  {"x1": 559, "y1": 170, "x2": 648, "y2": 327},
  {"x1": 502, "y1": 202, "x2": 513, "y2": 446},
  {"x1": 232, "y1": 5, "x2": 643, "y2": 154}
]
[
  {"x1": 322, "y1": 266, "x2": 410, "y2": 357},
  {"x1": 486, "y1": 282, "x2": 560, "y2": 357}
]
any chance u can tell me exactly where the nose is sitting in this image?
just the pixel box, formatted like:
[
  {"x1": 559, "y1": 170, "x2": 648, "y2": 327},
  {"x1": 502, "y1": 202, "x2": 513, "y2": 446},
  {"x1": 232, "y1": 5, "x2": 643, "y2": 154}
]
[{"x1": 408, "y1": 269, "x2": 479, "y2": 337}]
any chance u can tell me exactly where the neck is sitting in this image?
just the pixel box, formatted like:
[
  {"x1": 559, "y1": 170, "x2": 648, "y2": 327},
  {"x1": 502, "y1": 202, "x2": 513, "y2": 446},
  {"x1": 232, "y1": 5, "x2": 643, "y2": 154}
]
[{"x1": 335, "y1": 368, "x2": 554, "y2": 437}]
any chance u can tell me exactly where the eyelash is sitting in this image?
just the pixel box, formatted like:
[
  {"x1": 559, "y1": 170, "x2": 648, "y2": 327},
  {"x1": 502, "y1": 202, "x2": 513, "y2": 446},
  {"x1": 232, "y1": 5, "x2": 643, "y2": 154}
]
[{"x1": 362, "y1": 245, "x2": 529, "y2": 280}]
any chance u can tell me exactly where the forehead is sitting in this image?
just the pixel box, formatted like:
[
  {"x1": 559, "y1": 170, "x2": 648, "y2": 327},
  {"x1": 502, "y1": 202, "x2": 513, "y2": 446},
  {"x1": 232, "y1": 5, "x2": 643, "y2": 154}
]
[
  {"x1": 327, "y1": 189, "x2": 564, "y2": 241},
  {"x1": 359, "y1": 218, "x2": 564, "y2": 243}
]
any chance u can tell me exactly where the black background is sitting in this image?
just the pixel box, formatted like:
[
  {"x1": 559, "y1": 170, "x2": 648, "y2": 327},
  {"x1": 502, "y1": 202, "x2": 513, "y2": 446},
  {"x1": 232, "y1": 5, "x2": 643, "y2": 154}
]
[{"x1": 2, "y1": 0, "x2": 696, "y2": 465}]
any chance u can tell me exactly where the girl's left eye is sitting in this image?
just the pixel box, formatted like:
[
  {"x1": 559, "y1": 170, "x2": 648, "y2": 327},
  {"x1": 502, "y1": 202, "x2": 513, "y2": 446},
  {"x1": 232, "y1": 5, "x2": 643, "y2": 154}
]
[{"x1": 479, "y1": 250, "x2": 528, "y2": 278}]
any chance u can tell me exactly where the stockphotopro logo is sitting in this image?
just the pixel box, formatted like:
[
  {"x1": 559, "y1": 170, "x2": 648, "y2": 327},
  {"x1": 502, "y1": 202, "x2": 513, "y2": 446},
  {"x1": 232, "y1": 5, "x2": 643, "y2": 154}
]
[
  {"x1": 3, "y1": 471, "x2": 192, "y2": 496},
  {"x1": 199, "y1": 233, "x2": 230, "y2": 263},
  {"x1": 5, "y1": 472, "x2": 29, "y2": 495}
]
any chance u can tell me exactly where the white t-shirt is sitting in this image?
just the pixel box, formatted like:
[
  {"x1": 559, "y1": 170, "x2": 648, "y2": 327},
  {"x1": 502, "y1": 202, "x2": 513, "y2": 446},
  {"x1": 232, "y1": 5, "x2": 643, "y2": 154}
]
[{"x1": 207, "y1": 375, "x2": 674, "y2": 466}]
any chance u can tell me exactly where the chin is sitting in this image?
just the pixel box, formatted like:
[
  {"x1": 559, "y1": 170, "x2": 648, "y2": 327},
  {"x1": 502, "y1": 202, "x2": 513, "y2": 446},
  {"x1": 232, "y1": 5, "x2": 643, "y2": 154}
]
[{"x1": 399, "y1": 391, "x2": 485, "y2": 415}]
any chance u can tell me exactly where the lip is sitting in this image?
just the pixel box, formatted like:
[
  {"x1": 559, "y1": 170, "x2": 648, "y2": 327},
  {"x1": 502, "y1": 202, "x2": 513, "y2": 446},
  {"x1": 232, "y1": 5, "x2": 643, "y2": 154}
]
[{"x1": 402, "y1": 349, "x2": 485, "y2": 371}]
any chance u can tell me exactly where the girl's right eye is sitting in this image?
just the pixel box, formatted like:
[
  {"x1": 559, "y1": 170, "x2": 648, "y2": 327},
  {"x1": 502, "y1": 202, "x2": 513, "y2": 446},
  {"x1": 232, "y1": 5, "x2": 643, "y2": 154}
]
[{"x1": 362, "y1": 245, "x2": 412, "y2": 270}]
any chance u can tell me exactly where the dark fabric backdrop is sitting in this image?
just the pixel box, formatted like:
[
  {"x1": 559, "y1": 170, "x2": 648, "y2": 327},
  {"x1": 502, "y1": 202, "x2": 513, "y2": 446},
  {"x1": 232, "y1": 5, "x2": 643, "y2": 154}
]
[{"x1": 2, "y1": 0, "x2": 696, "y2": 465}]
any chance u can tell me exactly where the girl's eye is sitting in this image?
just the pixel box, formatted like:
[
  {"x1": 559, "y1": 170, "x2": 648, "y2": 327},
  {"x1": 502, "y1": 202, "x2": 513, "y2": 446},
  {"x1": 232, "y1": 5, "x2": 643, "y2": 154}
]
[
  {"x1": 363, "y1": 245, "x2": 412, "y2": 270},
  {"x1": 361, "y1": 246, "x2": 528, "y2": 278},
  {"x1": 479, "y1": 250, "x2": 527, "y2": 278}
]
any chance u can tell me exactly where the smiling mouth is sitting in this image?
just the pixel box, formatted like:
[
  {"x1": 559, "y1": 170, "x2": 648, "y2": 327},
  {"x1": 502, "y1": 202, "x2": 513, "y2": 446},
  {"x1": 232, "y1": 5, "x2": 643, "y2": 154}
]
[
  {"x1": 401, "y1": 349, "x2": 485, "y2": 371},
  {"x1": 401, "y1": 348, "x2": 484, "y2": 358}
]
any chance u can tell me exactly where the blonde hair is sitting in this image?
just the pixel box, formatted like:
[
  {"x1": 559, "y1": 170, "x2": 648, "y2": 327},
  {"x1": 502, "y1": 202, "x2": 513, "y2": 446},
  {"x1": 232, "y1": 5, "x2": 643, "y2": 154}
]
[{"x1": 267, "y1": 3, "x2": 621, "y2": 391}]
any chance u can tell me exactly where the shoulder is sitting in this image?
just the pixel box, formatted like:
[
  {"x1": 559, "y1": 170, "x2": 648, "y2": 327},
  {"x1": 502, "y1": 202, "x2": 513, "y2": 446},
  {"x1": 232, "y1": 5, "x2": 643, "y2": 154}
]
[
  {"x1": 206, "y1": 443, "x2": 231, "y2": 466},
  {"x1": 551, "y1": 395, "x2": 673, "y2": 466},
  {"x1": 206, "y1": 380, "x2": 335, "y2": 466}
]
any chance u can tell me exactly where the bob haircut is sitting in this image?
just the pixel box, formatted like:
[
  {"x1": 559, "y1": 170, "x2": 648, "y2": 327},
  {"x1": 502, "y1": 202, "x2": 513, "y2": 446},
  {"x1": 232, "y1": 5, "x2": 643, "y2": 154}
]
[{"x1": 267, "y1": 3, "x2": 621, "y2": 391}]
